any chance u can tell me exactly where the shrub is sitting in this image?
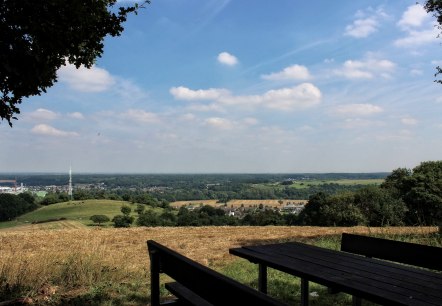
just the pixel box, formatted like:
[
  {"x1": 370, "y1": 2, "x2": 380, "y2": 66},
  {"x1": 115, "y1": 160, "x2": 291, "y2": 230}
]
[{"x1": 112, "y1": 215, "x2": 134, "y2": 228}]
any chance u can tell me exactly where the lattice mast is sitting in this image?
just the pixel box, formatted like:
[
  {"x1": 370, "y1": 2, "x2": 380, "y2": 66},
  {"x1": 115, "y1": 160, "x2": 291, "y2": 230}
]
[{"x1": 68, "y1": 166, "x2": 73, "y2": 200}]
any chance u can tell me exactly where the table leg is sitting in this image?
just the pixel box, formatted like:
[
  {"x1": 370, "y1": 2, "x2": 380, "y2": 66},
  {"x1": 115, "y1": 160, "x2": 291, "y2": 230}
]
[
  {"x1": 258, "y1": 263, "x2": 267, "y2": 294},
  {"x1": 301, "y1": 278, "x2": 309, "y2": 306}
]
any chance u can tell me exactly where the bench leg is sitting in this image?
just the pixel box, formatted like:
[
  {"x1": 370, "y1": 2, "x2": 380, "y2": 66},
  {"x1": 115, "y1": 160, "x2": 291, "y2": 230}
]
[
  {"x1": 300, "y1": 278, "x2": 309, "y2": 306},
  {"x1": 258, "y1": 263, "x2": 267, "y2": 294},
  {"x1": 150, "y1": 250, "x2": 160, "y2": 306}
]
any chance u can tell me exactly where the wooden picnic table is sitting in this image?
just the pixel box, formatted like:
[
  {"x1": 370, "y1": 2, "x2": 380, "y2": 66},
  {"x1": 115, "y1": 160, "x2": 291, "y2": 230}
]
[{"x1": 229, "y1": 241, "x2": 442, "y2": 306}]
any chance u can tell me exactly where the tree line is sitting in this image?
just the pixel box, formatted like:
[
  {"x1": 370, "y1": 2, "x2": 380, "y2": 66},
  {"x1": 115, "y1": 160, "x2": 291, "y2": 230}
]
[{"x1": 0, "y1": 192, "x2": 38, "y2": 221}]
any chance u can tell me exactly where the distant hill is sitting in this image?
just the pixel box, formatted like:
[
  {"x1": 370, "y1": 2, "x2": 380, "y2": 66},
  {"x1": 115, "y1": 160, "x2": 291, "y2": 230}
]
[{"x1": 0, "y1": 199, "x2": 137, "y2": 229}]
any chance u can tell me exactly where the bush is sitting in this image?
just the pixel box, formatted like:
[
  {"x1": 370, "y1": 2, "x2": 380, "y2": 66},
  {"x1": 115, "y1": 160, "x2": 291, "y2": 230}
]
[{"x1": 112, "y1": 215, "x2": 134, "y2": 228}]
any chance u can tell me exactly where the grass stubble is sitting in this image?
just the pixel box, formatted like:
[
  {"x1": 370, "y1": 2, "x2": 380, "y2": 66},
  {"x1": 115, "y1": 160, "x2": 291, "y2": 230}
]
[{"x1": 0, "y1": 225, "x2": 439, "y2": 305}]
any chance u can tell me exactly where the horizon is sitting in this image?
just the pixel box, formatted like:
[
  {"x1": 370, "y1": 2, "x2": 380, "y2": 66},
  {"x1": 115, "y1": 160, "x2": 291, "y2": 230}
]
[
  {"x1": 1, "y1": 1, "x2": 441, "y2": 173},
  {"x1": 0, "y1": 171, "x2": 391, "y2": 176}
]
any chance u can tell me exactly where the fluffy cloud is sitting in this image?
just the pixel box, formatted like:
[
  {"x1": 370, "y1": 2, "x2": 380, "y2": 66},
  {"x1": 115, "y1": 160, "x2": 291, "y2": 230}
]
[
  {"x1": 171, "y1": 83, "x2": 321, "y2": 111},
  {"x1": 261, "y1": 64, "x2": 311, "y2": 81},
  {"x1": 204, "y1": 117, "x2": 235, "y2": 130},
  {"x1": 170, "y1": 86, "x2": 229, "y2": 100},
  {"x1": 345, "y1": 17, "x2": 379, "y2": 38},
  {"x1": 31, "y1": 124, "x2": 79, "y2": 137},
  {"x1": 217, "y1": 52, "x2": 238, "y2": 66},
  {"x1": 397, "y1": 4, "x2": 429, "y2": 29},
  {"x1": 333, "y1": 103, "x2": 383, "y2": 116},
  {"x1": 204, "y1": 117, "x2": 258, "y2": 130},
  {"x1": 395, "y1": 4, "x2": 437, "y2": 47},
  {"x1": 344, "y1": 7, "x2": 387, "y2": 38},
  {"x1": 334, "y1": 58, "x2": 395, "y2": 79},
  {"x1": 28, "y1": 108, "x2": 58, "y2": 121},
  {"x1": 58, "y1": 64, "x2": 116, "y2": 92},
  {"x1": 122, "y1": 109, "x2": 160, "y2": 124},
  {"x1": 394, "y1": 28, "x2": 438, "y2": 47}
]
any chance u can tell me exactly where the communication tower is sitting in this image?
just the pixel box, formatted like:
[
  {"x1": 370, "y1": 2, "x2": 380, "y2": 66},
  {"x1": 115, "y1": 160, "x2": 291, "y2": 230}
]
[{"x1": 68, "y1": 166, "x2": 73, "y2": 200}]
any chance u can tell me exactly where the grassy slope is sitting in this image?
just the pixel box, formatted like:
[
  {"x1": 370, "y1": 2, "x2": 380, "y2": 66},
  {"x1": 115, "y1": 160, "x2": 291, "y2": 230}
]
[{"x1": 0, "y1": 199, "x2": 156, "y2": 229}]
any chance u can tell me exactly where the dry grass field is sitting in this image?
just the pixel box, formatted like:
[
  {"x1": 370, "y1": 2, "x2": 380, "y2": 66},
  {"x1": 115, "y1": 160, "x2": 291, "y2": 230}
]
[
  {"x1": 169, "y1": 199, "x2": 219, "y2": 208},
  {"x1": 170, "y1": 199, "x2": 307, "y2": 208},
  {"x1": 0, "y1": 224, "x2": 438, "y2": 305}
]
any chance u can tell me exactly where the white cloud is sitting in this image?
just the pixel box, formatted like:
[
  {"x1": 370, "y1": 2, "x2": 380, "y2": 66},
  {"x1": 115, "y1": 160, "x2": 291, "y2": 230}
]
[
  {"x1": 170, "y1": 86, "x2": 229, "y2": 100},
  {"x1": 401, "y1": 116, "x2": 418, "y2": 125},
  {"x1": 397, "y1": 4, "x2": 429, "y2": 29},
  {"x1": 394, "y1": 28, "x2": 438, "y2": 47},
  {"x1": 345, "y1": 17, "x2": 379, "y2": 38},
  {"x1": 344, "y1": 7, "x2": 388, "y2": 38},
  {"x1": 261, "y1": 84, "x2": 321, "y2": 110},
  {"x1": 261, "y1": 64, "x2": 311, "y2": 81},
  {"x1": 58, "y1": 64, "x2": 116, "y2": 92},
  {"x1": 395, "y1": 5, "x2": 437, "y2": 48},
  {"x1": 333, "y1": 103, "x2": 383, "y2": 116},
  {"x1": 171, "y1": 84, "x2": 321, "y2": 112},
  {"x1": 217, "y1": 52, "x2": 238, "y2": 66},
  {"x1": 203, "y1": 117, "x2": 258, "y2": 130},
  {"x1": 122, "y1": 109, "x2": 160, "y2": 124},
  {"x1": 219, "y1": 83, "x2": 322, "y2": 111},
  {"x1": 187, "y1": 103, "x2": 225, "y2": 112},
  {"x1": 28, "y1": 108, "x2": 58, "y2": 121},
  {"x1": 334, "y1": 58, "x2": 395, "y2": 79},
  {"x1": 68, "y1": 112, "x2": 85, "y2": 120},
  {"x1": 204, "y1": 117, "x2": 235, "y2": 130},
  {"x1": 31, "y1": 124, "x2": 79, "y2": 137}
]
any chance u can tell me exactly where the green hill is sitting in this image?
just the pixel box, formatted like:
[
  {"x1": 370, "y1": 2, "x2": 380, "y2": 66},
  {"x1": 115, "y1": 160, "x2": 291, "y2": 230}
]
[{"x1": 0, "y1": 199, "x2": 144, "y2": 229}]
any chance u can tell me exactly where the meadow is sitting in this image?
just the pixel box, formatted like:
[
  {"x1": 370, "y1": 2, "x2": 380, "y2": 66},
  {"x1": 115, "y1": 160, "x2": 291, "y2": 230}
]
[
  {"x1": 0, "y1": 200, "x2": 146, "y2": 229},
  {"x1": 0, "y1": 224, "x2": 438, "y2": 305}
]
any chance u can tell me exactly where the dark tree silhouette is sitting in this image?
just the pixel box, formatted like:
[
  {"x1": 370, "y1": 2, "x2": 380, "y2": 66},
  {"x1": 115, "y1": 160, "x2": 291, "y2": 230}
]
[{"x1": 0, "y1": 0, "x2": 149, "y2": 126}]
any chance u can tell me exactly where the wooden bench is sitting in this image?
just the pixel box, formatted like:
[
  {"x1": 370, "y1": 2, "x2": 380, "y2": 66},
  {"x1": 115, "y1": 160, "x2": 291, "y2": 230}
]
[
  {"x1": 147, "y1": 240, "x2": 287, "y2": 306},
  {"x1": 341, "y1": 233, "x2": 442, "y2": 271}
]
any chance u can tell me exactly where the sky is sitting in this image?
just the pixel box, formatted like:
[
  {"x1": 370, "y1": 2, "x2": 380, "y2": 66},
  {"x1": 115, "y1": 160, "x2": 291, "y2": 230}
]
[{"x1": 1, "y1": 0, "x2": 442, "y2": 173}]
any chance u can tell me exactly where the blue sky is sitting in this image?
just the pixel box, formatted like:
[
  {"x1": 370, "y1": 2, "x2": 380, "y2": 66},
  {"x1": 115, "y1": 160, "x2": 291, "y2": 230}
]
[{"x1": 1, "y1": 0, "x2": 442, "y2": 173}]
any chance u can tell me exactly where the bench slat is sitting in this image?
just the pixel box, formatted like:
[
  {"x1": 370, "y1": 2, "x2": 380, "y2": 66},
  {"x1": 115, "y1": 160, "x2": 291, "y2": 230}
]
[{"x1": 165, "y1": 282, "x2": 213, "y2": 306}]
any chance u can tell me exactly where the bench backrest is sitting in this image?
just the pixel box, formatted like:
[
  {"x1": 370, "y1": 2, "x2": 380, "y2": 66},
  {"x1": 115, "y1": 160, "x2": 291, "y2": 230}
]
[
  {"x1": 147, "y1": 240, "x2": 286, "y2": 306},
  {"x1": 341, "y1": 233, "x2": 442, "y2": 271}
]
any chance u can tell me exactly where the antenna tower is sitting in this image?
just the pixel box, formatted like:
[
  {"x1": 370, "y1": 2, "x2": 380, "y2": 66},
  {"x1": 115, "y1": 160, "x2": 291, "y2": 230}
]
[{"x1": 68, "y1": 166, "x2": 73, "y2": 200}]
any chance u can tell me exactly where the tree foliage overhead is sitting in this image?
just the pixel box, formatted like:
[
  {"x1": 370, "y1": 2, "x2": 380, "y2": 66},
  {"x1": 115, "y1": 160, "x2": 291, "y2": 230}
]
[
  {"x1": 0, "y1": 0, "x2": 149, "y2": 126},
  {"x1": 425, "y1": 0, "x2": 442, "y2": 84}
]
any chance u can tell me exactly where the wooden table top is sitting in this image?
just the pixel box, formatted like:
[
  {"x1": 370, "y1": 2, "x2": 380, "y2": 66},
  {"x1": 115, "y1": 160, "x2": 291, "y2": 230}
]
[{"x1": 229, "y1": 241, "x2": 442, "y2": 306}]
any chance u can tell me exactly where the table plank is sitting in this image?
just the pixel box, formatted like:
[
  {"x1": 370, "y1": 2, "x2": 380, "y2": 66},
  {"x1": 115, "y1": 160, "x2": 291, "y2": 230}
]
[{"x1": 254, "y1": 242, "x2": 442, "y2": 295}]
